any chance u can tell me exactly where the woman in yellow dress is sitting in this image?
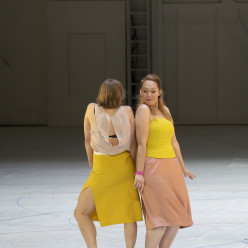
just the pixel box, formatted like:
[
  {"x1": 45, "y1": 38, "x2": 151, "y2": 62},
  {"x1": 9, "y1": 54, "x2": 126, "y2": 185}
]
[
  {"x1": 134, "y1": 74, "x2": 196, "y2": 248},
  {"x1": 74, "y1": 79, "x2": 143, "y2": 248}
]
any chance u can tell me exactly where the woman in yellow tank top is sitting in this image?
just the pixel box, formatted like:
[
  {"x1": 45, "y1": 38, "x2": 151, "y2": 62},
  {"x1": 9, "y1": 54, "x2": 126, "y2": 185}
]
[{"x1": 134, "y1": 74, "x2": 196, "y2": 248}]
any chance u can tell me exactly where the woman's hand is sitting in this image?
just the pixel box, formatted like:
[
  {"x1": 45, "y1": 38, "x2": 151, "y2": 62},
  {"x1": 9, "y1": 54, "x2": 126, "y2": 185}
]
[
  {"x1": 133, "y1": 175, "x2": 145, "y2": 193},
  {"x1": 183, "y1": 168, "x2": 196, "y2": 180}
]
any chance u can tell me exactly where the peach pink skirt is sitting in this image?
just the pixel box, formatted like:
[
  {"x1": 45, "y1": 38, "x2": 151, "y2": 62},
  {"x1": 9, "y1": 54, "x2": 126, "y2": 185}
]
[{"x1": 141, "y1": 157, "x2": 193, "y2": 229}]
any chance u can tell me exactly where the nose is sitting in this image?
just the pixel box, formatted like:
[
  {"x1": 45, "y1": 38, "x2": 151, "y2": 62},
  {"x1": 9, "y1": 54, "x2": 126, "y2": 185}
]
[{"x1": 147, "y1": 91, "x2": 151, "y2": 97}]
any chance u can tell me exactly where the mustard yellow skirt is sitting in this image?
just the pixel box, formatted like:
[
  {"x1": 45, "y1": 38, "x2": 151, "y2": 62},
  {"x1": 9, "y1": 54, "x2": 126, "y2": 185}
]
[{"x1": 81, "y1": 151, "x2": 143, "y2": 227}]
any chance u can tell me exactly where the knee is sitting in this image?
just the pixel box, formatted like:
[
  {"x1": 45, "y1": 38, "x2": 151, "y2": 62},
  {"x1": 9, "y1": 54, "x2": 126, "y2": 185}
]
[
  {"x1": 159, "y1": 240, "x2": 171, "y2": 248},
  {"x1": 159, "y1": 245, "x2": 169, "y2": 248},
  {"x1": 124, "y1": 222, "x2": 137, "y2": 229},
  {"x1": 74, "y1": 207, "x2": 91, "y2": 220},
  {"x1": 159, "y1": 241, "x2": 174, "y2": 248},
  {"x1": 147, "y1": 226, "x2": 166, "y2": 236},
  {"x1": 74, "y1": 208, "x2": 79, "y2": 219},
  {"x1": 74, "y1": 207, "x2": 83, "y2": 220},
  {"x1": 159, "y1": 242, "x2": 171, "y2": 248},
  {"x1": 124, "y1": 222, "x2": 137, "y2": 236}
]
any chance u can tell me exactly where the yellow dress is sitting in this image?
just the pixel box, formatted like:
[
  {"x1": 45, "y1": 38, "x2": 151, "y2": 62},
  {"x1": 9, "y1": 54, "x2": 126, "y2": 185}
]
[
  {"x1": 142, "y1": 118, "x2": 193, "y2": 229},
  {"x1": 81, "y1": 151, "x2": 143, "y2": 227}
]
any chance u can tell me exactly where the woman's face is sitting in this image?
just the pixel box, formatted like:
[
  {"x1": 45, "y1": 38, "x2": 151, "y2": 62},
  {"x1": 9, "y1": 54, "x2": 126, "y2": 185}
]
[{"x1": 140, "y1": 80, "x2": 161, "y2": 107}]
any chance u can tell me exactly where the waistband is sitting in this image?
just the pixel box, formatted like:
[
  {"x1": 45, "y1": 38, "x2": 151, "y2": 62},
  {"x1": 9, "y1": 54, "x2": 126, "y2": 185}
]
[
  {"x1": 93, "y1": 150, "x2": 129, "y2": 156},
  {"x1": 94, "y1": 152, "x2": 107, "y2": 155}
]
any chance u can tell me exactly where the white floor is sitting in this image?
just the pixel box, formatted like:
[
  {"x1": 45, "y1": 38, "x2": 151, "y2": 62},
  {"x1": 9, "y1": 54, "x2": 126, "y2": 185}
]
[{"x1": 0, "y1": 126, "x2": 248, "y2": 248}]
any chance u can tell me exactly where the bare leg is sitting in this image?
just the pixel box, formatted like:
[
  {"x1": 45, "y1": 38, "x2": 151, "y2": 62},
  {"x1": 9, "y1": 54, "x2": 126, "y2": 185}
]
[
  {"x1": 159, "y1": 226, "x2": 179, "y2": 248},
  {"x1": 145, "y1": 227, "x2": 166, "y2": 248},
  {"x1": 74, "y1": 187, "x2": 97, "y2": 248},
  {"x1": 124, "y1": 222, "x2": 137, "y2": 248}
]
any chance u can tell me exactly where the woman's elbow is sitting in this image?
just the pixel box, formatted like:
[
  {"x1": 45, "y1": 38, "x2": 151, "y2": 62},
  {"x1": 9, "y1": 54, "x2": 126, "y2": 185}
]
[
  {"x1": 172, "y1": 141, "x2": 179, "y2": 149},
  {"x1": 137, "y1": 142, "x2": 146, "y2": 151},
  {"x1": 84, "y1": 138, "x2": 91, "y2": 146}
]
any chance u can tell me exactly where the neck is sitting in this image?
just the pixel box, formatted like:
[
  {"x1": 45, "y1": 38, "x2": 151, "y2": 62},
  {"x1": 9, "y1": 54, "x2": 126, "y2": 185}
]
[{"x1": 148, "y1": 101, "x2": 159, "y2": 109}]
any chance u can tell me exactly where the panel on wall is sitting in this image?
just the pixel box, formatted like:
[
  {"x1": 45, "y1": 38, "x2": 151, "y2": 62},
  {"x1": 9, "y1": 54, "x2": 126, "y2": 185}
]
[
  {"x1": 161, "y1": 9, "x2": 178, "y2": 116},
  {"x1": 162, "y1": 6, "x2": 218, "y2": 123},
  {"x1": 48, "y1": 1, "x2": 125, "y2": 126},
  {"x1": 157, "y1": 1, "x2": 248, "y2": 124},
  {"x1": 177, "y1": 8, "x2": 217, "y2": 122},
  {"x1": 218, "y1": 8, "x2": 248, "y2": 122},
  {"x1": 68, "y1": 33, "x2": 105, "y2": 95}
]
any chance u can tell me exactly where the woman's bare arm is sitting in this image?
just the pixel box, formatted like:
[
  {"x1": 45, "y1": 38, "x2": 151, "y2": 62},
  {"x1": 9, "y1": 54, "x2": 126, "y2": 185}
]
[
  {"x1": 134, "y1": 104, "x2": 150, "y2": 192},
  {"x1": 125, "y1": 106, "x2": 137, "y2": 164},
  {"x1": 166, "y1": 106, "x2": 196, "y2": 180},
  {"x1": 84, "y1": 103, "x2": 94, "y2": 168}
]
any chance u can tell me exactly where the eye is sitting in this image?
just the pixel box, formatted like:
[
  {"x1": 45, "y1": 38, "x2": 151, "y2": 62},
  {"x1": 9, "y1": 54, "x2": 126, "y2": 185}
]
[{"x1": 152, "y1": 91, "x2": 156, "y2": 94}]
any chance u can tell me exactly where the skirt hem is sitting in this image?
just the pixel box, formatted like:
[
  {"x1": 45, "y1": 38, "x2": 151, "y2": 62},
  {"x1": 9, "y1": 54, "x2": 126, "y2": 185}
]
[
  {"x1": 146, "y1": 222, "x2": 194, "y2": 230},
  {"x1": 97, "y1": 218, "x2": 143, "y2": 227}
]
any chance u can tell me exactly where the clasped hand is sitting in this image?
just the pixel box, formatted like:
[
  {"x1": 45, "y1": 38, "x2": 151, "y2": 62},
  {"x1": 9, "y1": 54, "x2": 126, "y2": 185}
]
[{"x1": 133, "y1": 174, "x2": 144, "y2": 193}]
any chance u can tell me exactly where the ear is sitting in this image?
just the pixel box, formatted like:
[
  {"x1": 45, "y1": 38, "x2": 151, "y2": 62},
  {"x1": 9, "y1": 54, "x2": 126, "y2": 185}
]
[
  {"x1": 140, "y1": 89, "x2": 141, "y2": 95},
  {"x1": 159, "y1": 90, "x2": 162, "y2": 96}
]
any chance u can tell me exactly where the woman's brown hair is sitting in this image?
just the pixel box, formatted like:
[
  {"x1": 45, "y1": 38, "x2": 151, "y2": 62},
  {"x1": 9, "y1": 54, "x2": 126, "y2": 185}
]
[
  {"x1": 97, "y1": 79, "x2": 125, "y2": 109},
  {"x1": 139, "y1": 74, "x2": 174, "y2": 123}
]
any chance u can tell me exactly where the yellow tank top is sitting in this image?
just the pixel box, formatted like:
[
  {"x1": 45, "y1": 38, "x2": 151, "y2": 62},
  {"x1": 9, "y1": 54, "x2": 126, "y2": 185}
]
[{"x1": 146, "y1": 118, "x2": 176, "y2": 158}]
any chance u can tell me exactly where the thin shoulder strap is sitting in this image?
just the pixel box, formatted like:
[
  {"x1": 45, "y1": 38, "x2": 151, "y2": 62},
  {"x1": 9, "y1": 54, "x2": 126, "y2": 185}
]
[
  {"x1": 94, "y1": 104, "x2": 98, "y2": 116},
  {"x1": 93, "y1": 104, "x2": 98, "y2": 123}
]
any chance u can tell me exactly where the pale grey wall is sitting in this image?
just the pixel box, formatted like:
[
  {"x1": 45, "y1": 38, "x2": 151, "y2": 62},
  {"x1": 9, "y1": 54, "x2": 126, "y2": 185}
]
[
  {"x1": 1, "y1": 0, "x2": 248, "y2": 125},
  {"x1": 152, "y1": 0, "x2": 248, "y2": 124},
  {"x1": 0, "y1": 0, "x2": 127, "y2": 126}
]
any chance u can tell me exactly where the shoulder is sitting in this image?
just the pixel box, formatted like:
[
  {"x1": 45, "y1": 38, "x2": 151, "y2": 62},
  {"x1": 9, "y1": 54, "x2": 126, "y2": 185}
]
[
  {"x1": 87, "y1": 102, "x2": 97, "y2": 111},
  {"x1": 163, "y1": 105, "x2": 172, "y2": 117},
  {"x1": 123, "y1": 105, "x2": 133, "y2": 114},
  {"x1": 123, "y1": 105, "x2": 132, "y2": 111},
  {"x1": 164, "y1": 105, "x2": 169, "y2": 111},
  {"x1": 136, "y1": 104, "x2": 150, "y2": 115},
  {"x1": 88, "y1": 102, "x2": 96, "y2": 109},
  {"x1": 136, "y1": 104, "x2": 150, "y2": 112},
  {"x1": 85, "y1": 102, "x2": 96, "y2": 115},
  {"x1": 123, "y1": 105, "x2": 133, "y2": 119},
  {"x1": 135, "y1": 104, "x2": 150, "y2": 121}
]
